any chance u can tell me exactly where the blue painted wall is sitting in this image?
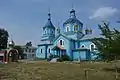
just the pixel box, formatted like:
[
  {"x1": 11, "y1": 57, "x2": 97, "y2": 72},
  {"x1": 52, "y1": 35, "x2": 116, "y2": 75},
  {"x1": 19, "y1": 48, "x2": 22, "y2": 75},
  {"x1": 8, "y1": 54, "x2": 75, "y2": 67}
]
[
  {"x1": 79, "y1": 40, "x2": 98, "y2": 60},
  {"x1": 36, "y1": 46, "x2": 46, "y2": 59},
  {"x1": 73, "y1": 50, "x2": 87, "y2": 60},
  {"x1": 79, "y1": 40, "x2": 95, "y2": 49},
  {"x1": 47, "y1": 45, "x2": 53, "y2": 58}
]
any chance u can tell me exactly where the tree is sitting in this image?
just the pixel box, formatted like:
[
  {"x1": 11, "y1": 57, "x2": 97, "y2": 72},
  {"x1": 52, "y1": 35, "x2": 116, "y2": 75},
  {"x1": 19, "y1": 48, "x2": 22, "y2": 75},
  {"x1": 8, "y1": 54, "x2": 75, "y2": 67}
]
[
  {"x1": 0, "y1": 28, "x2": 9, "y2": 50},
  {"x1": 25, "y1": 41, "x2": 32, "y2": 47},
  {"x1": 13, "y1": 45, "x2": 24, "y2": 59},
  {"x1": 92, "y1": 22, "x2": 120, "y2": 61}
]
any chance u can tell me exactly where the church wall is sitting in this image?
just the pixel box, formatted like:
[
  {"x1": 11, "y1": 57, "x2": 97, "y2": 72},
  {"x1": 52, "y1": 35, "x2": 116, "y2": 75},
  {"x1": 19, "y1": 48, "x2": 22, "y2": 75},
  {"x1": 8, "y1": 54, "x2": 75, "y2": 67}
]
[
  {"x1": 36, "y1": 46, "x2": 46, "y2": 59},
  {"x1": 79, "y1": 40, "x2": 93, "y2": 49},
  {"x1": 74, "y1": 41, "x2": 80, "y2": 49},
  {"x1": 73, "y1": 50, "x2": 87, "y2": 61},
  {"x1": 47, "y1": 45, "x2": 54, "y2": 58},
  {"x1": 79, "y1": 40, "x2": 99, "y2": 60}
]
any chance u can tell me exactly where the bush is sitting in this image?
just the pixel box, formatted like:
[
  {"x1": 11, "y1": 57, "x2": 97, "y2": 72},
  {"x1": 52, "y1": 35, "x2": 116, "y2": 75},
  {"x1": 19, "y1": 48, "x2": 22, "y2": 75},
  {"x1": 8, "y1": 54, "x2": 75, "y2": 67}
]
[
  {"x1": 57, "y1": 58, "x2": 63, "y2": 62},
  {"x1": 48, "y1": 54, "x2": 70, "y2": 62},
  {"x1": 53, "y1": 55, "x2": 59, "y2": 58},
  {"x1": 61, "y1": 54, "x2": 70, "y2": 61}
]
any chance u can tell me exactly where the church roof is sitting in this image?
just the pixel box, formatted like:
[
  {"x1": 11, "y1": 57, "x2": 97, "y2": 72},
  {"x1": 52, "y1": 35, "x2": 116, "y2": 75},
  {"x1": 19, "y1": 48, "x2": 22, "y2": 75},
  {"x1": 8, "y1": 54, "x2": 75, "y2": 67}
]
[
  {"x1": 53, "y1": 33, "x2": 71, "y2": 42},
  {"x1": 44, "y1": 20, "x2": 55, "y2": 29},
  {"x1": 43, "y1": 13, "x2": 55, "y2": 29},
  {"x1": 52, "y1": 45, "x2": 66, "y2": 50},
  {"x1": 63, "y1": 17, "x2": 83, "y2": 25},
  {"x1": 37, "y1": 43, "x2": 53, "y2": 46},
  {"x1": 80, "y1": 34, "x2": 104, "y2": 41}
]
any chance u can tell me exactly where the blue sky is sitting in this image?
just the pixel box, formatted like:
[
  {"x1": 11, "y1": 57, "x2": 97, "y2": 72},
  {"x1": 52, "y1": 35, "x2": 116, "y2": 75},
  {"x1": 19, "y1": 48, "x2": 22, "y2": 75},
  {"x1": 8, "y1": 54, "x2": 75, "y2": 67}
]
[{"x1": 0, "y1": 0, "x2": 120, "y2": 46}]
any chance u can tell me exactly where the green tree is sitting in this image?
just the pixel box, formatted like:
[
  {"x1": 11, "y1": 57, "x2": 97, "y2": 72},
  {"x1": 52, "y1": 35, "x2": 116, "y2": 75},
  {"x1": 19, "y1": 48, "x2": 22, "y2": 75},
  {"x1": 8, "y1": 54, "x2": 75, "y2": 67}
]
[
  {"x1": 92, "y1": 22, "x2": 120, "y2": 61},
  {"x1": 0, "y1": 28, "x2": 9, "y2": 50}
]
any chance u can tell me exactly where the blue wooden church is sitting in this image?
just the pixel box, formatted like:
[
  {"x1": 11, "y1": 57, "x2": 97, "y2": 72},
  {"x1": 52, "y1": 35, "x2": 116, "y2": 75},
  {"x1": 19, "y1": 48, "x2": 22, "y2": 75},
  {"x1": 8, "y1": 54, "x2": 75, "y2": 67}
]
[{"x1": 36, "y1": 9, "x2": 99, "y2": 61}]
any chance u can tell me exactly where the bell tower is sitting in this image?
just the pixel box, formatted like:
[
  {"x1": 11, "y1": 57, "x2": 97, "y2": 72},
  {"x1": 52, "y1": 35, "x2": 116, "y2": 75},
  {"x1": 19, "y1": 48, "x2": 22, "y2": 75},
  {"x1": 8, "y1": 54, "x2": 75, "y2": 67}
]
[{"x1": 41, "y1": 11, "x2": 55, "y2": 43}]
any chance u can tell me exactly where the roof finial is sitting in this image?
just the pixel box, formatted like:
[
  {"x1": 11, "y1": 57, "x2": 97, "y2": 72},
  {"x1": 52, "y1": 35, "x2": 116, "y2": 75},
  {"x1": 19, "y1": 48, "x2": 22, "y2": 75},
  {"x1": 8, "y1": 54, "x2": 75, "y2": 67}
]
[
  {"x1": 48, "y1": 7, "x2": 51, "y2": 20},
  {"x1": 71, "y1": 0, "x2": 74, "y2": 9},
  {"x1": 72, "y1": 1, "x2": 73, "y2": 9}
]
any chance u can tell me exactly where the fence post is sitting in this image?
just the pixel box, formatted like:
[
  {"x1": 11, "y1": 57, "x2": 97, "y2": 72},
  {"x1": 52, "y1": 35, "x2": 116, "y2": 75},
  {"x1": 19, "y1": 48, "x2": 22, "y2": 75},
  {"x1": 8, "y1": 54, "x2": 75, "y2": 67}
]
[
  {"x1": 84, "y1": 69, "x2": 88, "y2": 80},
  {"x1": 114, "y1": 56, "x2": 119, "y2": 80}
]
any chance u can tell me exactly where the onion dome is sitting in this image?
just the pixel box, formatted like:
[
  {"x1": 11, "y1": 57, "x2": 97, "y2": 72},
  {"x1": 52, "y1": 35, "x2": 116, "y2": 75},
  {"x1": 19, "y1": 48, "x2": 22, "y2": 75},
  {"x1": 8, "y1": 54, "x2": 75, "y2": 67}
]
[{"x1": 63, "y1": 9, "x2": 83, "y2": 26}]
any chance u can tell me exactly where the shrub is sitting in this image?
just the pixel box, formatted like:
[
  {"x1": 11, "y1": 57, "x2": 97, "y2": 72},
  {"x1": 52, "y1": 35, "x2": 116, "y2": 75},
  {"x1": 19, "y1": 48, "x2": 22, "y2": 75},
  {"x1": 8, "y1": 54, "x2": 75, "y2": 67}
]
[{"x1": 61, "y1": 54, "x2": 70, "y2": 61}]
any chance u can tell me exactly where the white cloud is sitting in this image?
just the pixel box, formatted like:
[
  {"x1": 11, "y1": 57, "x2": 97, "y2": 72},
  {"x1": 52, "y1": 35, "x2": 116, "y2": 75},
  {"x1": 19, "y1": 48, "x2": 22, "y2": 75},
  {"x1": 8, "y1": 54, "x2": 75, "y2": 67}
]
[{"x1": 89, "y1": 7, "x2": 119, "y2": 20}]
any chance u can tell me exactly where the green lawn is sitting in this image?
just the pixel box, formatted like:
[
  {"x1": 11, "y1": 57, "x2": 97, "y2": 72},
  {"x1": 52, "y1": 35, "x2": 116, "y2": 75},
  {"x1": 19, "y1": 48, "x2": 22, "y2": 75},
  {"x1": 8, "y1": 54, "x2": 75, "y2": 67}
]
[{"x1": 0, "y1": 61, "x2": 119, "y2": 80}]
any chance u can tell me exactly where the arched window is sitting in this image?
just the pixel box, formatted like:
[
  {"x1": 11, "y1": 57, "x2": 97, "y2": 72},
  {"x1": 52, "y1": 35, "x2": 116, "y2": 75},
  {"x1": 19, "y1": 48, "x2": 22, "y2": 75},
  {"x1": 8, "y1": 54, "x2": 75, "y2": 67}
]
[
  {"x1": 48, "y1": 48, "x2": 50, "y2": 53},
  {"x1": 81, "y1": 45, "x2": 84, "y2": 48},
  {"x1": 25, "y1": 49, "x2": 27, "y2": 52},
  {"x1": 59, "y1": 39, "x2": 64, "y2": 46},
  {"x1": 66, "y1": 24, "x2": 70, "y2": 32},
  {"x1": 60, "y1": 40, "x2": 62, "y2": 45},
  {"x1": 51, "y1": 30, "x2": 54, "y2": 34},
  {"x1": 66, "y1": 27, "x2": 69, "y2": 32},
  {"x1": 29, "y1": 49, "x2": 31, "y2": 52},
  {"x1": 41, "y1": 49, "x2": 42, "y2": 53},
  {"x1": 90, "y1": 43, "x2": 95, "y2": 51},
  {"x1": 91, "y1": 45, "x2": 94, "y2": 51},
  {"x1": 45, "y1": 31, "x2": 46, "y2": 34},
  {"x1": 74, "y1": 25, "x2": 78, "y2": 32},
  {"x1": 81, "y1": 44, "x2": 85, "y2": 48}
]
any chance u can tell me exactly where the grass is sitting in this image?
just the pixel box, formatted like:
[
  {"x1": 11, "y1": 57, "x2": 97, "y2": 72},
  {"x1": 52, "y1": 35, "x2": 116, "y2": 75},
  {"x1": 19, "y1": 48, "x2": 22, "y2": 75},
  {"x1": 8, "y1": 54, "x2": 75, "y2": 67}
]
[{"x1": 0, "y1": 61, "x2": 119, "y2": 80}]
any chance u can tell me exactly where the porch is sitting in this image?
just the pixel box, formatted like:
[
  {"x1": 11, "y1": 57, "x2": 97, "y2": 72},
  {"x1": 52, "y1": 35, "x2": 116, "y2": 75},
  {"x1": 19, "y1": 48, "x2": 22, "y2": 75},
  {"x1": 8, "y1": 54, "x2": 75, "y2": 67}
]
[{"x1": 52, "y1": 45, "x2": 66, "y2": 58}]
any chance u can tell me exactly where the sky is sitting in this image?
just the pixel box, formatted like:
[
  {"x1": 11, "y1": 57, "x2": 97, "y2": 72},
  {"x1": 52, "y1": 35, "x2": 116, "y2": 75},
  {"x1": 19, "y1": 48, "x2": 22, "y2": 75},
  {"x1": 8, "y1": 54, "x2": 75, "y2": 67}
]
[{"x1": 0, "y1": 0, "x2": 120, "y2": 46}]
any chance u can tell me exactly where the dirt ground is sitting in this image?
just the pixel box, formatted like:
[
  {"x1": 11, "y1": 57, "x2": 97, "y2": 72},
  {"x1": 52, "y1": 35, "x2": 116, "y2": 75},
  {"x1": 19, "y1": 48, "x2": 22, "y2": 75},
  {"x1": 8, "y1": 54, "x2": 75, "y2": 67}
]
[{"x1": 0, "y1": 61, "x2": 119, "y2": 80}]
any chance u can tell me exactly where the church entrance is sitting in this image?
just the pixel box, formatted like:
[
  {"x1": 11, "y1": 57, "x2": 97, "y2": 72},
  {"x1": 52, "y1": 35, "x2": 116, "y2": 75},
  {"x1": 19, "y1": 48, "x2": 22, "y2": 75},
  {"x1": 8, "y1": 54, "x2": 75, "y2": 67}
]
[
  {"x1": 52, "y1": 45, "x2": 66, "y2": 58},
  {"x1": 56, "y1": 50, "x2": 66, "y2": 58}
]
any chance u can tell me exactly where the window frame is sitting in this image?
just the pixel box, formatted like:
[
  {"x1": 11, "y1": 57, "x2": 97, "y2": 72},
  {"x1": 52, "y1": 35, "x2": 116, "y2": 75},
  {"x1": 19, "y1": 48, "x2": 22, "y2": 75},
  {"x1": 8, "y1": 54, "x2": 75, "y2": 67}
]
[
  {"x1": 74, "y1": 25, "x2": 78, "y2": 32},
  {"x1": 81, "y1": 44, "x2": 85, "y2": 48},
  {"x1": 90, "y1": 43, "x2": 95, "y2": 51},
  {"x1": 66, "y1": 24, "x2": 70, "y2": 32},
  {"x1": 59, "y1": 39, "x2": 64, "y2": 47},
  {"x1": 48, "y1": 48, "x2": 50, "y2": 53},
  {"x1": 40, "y1": 49, "x2": 42, "y2": 53}
]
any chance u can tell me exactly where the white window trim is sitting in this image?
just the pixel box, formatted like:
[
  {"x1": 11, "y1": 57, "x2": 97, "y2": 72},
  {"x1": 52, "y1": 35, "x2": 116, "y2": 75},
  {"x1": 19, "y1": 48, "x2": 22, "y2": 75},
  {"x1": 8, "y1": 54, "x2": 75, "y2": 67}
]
[
  {"x1": 66, "y1": 25, "x2": 70, "y2": 32},
  {"x1": 59, "y1": 39, "x2": 64, "y2": 47},
  {"x1": 48, "y1": 48, "x2": 51, "y2": 53},
  {"x1": 80, "y1": 44, "x2": 86, "y2": 48},
  {"x1": 89, "y1": 43, "x2": 95, "y2": 51},
  {"x1": 40, "y1": 49, "x2": 42, "y2": 53},
  {"x1": 74, "y1": 25, "x2": 78, "y2": 32}
]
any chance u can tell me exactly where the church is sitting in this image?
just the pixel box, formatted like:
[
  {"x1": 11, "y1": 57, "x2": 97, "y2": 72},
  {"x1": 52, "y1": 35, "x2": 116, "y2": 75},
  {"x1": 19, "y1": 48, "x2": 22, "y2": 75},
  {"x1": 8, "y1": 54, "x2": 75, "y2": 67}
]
[{"x1": 36, "y1": 8, "x2": 100, "y2": 61}]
